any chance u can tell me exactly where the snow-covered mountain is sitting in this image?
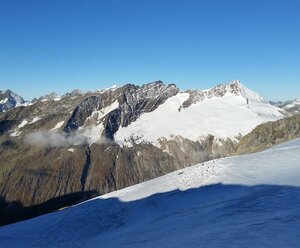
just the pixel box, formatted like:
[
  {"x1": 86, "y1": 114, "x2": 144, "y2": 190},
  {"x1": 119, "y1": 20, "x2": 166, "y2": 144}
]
[
  {"x1": 8, "y1": 80, "x2": 286, "y2": 145},
  {"x1": 0, "y1": 80, "x2": 292, "y2": 227},
  {"x1": 270, "y1": 98, "x2": 300, "y2": 115},
  {"x1": 0, "y1": 90, "x2": 26, "y2": 112},
  {"x1": 1, "y1": 138, "x2": 299, "y2": 248},
  {"x1": 115, "y1": 80, "x2": 285, "y2": 146}
]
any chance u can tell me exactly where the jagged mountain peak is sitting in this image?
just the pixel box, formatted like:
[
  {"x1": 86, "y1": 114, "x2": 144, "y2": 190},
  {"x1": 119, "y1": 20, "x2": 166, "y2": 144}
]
[
  {"x1": 0, "y1": 89, "x2": 25, "y2": 112},
  {"x1": 209, "y1": 80, "x2": 265, "y2": 102},
  {"x1": 181, "y1": 80, "x2": 265, "y2": 109},
  {"x1": 137, "y1": 81, "x2": 178, "y2": 97},
  {"x1": 62, "y1": 89, "x2": 82, "y2": 98},
  {"x1": 38, "y1": 92, "x2": 61, "y2": 101},
  {"x1": 138, "y1": 80, "x2": 176, "y2": 90},
  {"x1": 140, "y1": 80, "x2": 172, "y2": 87}
]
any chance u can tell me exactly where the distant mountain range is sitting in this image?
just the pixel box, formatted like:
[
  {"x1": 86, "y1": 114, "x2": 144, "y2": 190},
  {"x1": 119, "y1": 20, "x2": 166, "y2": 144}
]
[
  {"x1": 2, "y1": 82, "x2": 299, "y2": 116},
  {"x1": 270, "y1": 99, "x2": 300, "y2": 115},
  {"x1": 0, "y1": 80, "x2": 299, "y2": 226}
]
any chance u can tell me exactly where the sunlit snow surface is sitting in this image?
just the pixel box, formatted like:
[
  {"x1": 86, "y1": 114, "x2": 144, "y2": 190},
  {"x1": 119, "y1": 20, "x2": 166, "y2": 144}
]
[
  {"x1": 115, "y1": 91, "x2": 284, "y2": 146},
  {"x1": 1, "y1": 139, "x2": 300, "y2": 248}
]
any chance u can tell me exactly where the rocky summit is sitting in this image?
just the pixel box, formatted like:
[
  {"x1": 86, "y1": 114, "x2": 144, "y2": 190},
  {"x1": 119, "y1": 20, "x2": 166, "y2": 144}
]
[{"x1": 0, "y1": 90, "x2": 25, "y2": 112}]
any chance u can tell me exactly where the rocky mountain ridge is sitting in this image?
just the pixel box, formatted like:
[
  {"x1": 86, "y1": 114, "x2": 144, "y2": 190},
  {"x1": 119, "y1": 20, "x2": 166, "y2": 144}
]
[
  {"x1": 0, "y1": 90, "x2": 25, "y2": 112},
  {"x1": 270, "y1": 98, "x2": 300, "y2": 115},
  {"x1": 236, "y1": 114, "x2": 300, "y2": 154},
  {"x1": 182, "y1": 80, "x2": 265, "y2": 108},
  {"x1": 0, "y1": 80, "x2": 297, "y2": 226}
]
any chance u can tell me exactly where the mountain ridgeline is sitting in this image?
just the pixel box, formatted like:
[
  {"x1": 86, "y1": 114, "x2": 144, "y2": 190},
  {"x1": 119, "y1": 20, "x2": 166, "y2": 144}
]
[
  {"x1": 0, "y1": 90, "x2": 25, "y2": 112},
  {"x1": 0, "y1": 80, "x2": 299, "y2": 225},
  {"x1": 270, "y1": 99, "x2": 300, "y2": 115}
]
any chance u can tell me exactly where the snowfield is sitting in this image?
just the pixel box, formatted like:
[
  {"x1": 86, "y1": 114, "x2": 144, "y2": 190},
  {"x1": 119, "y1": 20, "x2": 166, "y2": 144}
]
[
  {"x1": 0, "y1": 139, "x2": 300, "y2": 247},
  {"x1": 115, "y1": 84, "x2": 284, "y2": 146}
]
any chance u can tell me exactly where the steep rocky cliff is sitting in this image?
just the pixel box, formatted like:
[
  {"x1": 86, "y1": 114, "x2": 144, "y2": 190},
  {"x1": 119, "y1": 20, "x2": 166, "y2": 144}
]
[{"x1": 236, "y1": 114, "x2": 300, "y2": 154}]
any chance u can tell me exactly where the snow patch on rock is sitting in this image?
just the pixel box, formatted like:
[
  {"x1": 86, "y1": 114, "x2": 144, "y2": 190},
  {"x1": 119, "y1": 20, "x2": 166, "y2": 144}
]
[
  {"x1": 29, "y1": 117, "x2": 42, "y2": 124},
  {"x1": 18, "y1": 120, "x2": 28, "y2": 129},
  {"x1": 51, "y1": 121, "x2": 65, "y2": 131},
  {"x1": 0, "y1": 98, "x2": 8, "y2": 104},
  {"x1": 88, "y1": 99, "x2": 119, "y2": 122}
]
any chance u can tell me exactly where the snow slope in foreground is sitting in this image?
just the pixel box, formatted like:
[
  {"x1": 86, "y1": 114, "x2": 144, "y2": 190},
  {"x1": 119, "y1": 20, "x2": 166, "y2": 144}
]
[{"x1": 1, "y1": 139, "x2": 300, "y2": 248}]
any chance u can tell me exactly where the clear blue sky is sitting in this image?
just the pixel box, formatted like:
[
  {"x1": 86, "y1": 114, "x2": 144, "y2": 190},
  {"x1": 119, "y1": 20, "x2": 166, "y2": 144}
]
[{"x1": 0, "y1": 0, "x2": 299, "y2": 101}]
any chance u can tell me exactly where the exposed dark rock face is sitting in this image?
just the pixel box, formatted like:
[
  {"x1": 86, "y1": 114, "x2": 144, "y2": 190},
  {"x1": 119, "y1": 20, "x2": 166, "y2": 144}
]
[
  {"x1": 0, "y1": 191, "x2": 99, "y2": 226},
  {"x1": 80, "y1": 147, "x2": 92, "y2": 191},
  {"x1": 236, "y1": 114, "x2": 300, "y2": 154},
  {"x1": 200, "y1": 134, "x2": 239, "y2": 159},
  {"x1": 63, "y1": 82, "x2": 179, "y2": 138},
  {"x1": 64, "y1": 96, "x2": 101, "y2": 132},
  {"x1": 0, "y1": 140, "x2": 190, "y2": 208},
  {"x1": 181, "y1": 90, "x2": 206, "y2": 108},
  {"x1": 159, "y1": 136, "x2": 211, "y2": 165},
  {"x1": 0, "y1": 120, "x2": 18, "y2": 135}
]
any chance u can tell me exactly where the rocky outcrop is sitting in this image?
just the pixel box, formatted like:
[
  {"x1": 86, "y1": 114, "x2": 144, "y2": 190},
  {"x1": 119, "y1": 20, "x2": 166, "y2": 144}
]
[
  {"x1": 64, "y1": 82, "x2": 179, "y2": 137},
  {"x1": 200, "y1": 134, "x2": 240, "y2": 158},
  {"x1": 236, "y1": 114, "x2": 300, "y2": 154},
  {"x1": 182, "y1": 80, "x2": 264, "y2": 108}
]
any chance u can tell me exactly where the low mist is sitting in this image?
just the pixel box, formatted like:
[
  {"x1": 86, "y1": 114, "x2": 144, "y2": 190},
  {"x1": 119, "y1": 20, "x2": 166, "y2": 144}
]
[{"x1": 25, "y1": 128, "x2": 109, "y2": 147}]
